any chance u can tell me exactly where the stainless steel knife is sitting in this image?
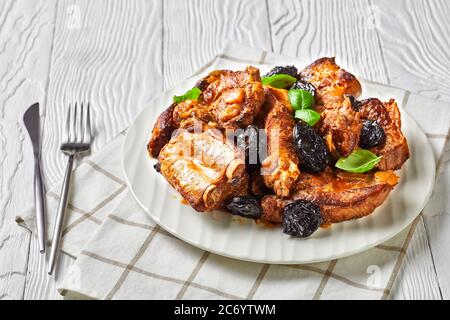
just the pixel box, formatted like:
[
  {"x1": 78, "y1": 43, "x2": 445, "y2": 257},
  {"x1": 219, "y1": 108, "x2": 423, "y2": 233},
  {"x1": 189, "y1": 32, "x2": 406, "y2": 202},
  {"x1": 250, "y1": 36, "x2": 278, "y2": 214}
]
[{"x1": 23, "y1": 103, "x2": 46, "y2": 254}]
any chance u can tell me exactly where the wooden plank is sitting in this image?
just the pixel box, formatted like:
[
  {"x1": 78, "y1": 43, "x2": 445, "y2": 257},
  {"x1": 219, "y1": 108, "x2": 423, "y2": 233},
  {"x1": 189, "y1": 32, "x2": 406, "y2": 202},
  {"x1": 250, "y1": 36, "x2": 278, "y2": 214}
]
[
  {"x1": 163, "y1": 0, "x2": 272, "y2": 89},
  {"x1": 267, "y1": 0, "x2": 389, "y2": 83},
  {"x1": 390, "y1": 218, "x2": 442, "y2": 299},
  {"x1": 375, "y1": 0, "x2": 450, "y2": 102},
  {"x1": 24, "y1": 237, "x2": 73, "y2": 300},
  {"x1": 266, "y1": 0, "x2": 442, "y2": 299},
  {"x1": 373, "y1": 0, "x2": 450, "y2": 299},
  {"x1": 24, "y1": 0, "x2": 163, "y2": 299},
  {"x1": 0, "y1": 0, "x2": 56, "y2": 300},
  {"x1": 423, "y1": 134, "x2": 450, "y2": 299}
]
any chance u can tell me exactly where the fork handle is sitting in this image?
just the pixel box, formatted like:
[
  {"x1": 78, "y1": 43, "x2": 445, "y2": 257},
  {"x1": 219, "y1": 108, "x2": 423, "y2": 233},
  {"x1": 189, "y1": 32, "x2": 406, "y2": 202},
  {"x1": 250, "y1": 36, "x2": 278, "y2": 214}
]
[{"x1": 48, "y1": 154, "x2": 74, "y2": 275}]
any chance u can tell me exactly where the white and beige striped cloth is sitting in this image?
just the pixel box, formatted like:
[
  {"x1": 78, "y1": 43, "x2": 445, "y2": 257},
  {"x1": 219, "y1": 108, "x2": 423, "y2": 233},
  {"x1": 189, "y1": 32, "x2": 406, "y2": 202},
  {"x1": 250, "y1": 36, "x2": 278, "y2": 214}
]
[{"x1": 17, "y1": 43, "x2": 450, "y2": 300}]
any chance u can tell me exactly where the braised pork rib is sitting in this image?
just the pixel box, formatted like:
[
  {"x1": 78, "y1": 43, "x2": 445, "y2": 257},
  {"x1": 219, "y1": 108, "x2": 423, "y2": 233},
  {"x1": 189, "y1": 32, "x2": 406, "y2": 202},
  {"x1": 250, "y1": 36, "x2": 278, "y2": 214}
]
[
  {"x1": 261, "y1": 168, "x2": 399, "y2": 224},
  {"x1": 158, "y1": 121, "x2": 248, "y2": 211},
  {"x1": 260, "y1": 87, "x2": 300, "y2": 198},
  {"x1": 148, "y1": 67, "x2": 265, "y2": 157},
  {"x1": 357, "y1": 98, "x2": 410, "y2": 170}
]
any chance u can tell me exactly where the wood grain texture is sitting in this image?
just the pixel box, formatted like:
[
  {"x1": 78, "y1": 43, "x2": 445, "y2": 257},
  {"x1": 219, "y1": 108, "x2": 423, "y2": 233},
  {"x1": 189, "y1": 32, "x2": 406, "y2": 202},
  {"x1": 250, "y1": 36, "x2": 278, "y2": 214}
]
[
  {"x1": 373, "y1": 0, "x2": 450, "y2": 299},
  {"x1": 423, "y1": 135, "x2": 450, "y2": 299},
  {"x1": 375, "y1": 0, "x2": 450, "y2": 101},
  {"x1": 266, "y1": 0, "x2": 442, "y2": 299},
  {"x1": 1, "y1": 0, "x2": 448, "y2": 300},
  {"x1": 0, "y1": 0, "x2": 56, "y2": 300},
  {"x1": 163, "y1": 0, "x2": 272, "y2": 89},
  {"x1": 390, "y1": 218, "x2": 442, "y2": 299},
  {"x1": 41, "y1": 0, "x2": 163, "y2": 187},
  {"x1": 267, "y1": 0, "x2": 389, "y2": 83},
  {"x1": 24, "y1": 238, "x2": 73, "y2": 300},
  {"x1": 24, "y1": 0, "x2": 163, "y2": 300}
]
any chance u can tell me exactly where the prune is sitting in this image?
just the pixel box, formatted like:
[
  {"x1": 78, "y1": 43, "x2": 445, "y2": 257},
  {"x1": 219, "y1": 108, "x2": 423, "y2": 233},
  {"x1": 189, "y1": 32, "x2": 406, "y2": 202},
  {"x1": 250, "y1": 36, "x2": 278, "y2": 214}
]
[
  {"x1": 293, "y1": 120, "x2": 331, "y2": 173},
  {"x1": 234, "y1": 125, "x2": 261, "y2": 170},
  {"x1": 291, "y1": 80, "x2": 316, "y2": 97},
  {"x1": 282, "y1": 200, "x2": 323, "y2": 238},
  {"x1": 347, "y1": 95, "x2": 361, "y2": 111},
  {"x1": 225, "y1": 196, "x2": 262, "y2": 219},
  {"x1": 264, "y1": 65, "x2": 298, "y2": 78},
  {"x1": 359, "y1": 120, "x2": 386, "y2": 148},
  {"x1": 194, "y1": 78, "x2": 208, "y2": 91}
]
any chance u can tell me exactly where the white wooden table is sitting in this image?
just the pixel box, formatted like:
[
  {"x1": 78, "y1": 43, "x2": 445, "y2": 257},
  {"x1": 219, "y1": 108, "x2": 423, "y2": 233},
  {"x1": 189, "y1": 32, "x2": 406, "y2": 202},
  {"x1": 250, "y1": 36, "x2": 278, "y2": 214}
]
[{"x1": 0, "y1": 0, "x2": 448, "y2": 300}]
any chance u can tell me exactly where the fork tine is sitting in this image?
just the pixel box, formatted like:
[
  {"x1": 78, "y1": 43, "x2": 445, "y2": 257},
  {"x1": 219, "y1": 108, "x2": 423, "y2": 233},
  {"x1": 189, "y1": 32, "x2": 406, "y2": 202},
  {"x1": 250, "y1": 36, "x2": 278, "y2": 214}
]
[
  {"x1": 77, "y1": 102, "x2": 83, "y2": 143},
  {"x1": 79, "y1": 102, "x2": 85, "y2": 143},
  {"x1": 64, "y1": 103, "x2": 71, "y2": 142},
  {"x1": 84, "y1": 102, "x2": 91, "y2": 143},
  {"x1": 70, "y1": 102, "x2": 77, "y2": 143}
]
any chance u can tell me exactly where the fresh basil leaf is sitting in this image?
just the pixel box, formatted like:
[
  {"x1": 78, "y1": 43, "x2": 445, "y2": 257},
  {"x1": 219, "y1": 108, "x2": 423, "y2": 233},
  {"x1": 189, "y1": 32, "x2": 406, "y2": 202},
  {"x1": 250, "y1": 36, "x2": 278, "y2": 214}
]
[
  {"x1": 288, "y1": 89, "x2": 315, "y2": 110},
  {"x1": 262, "y1": 74, "x2": 297, "y2": 89},
  {"x1": 335, "y1": 149, "x2": 382, "y2": 173},
  {"x1": 294, "y1": 109, "x2": 321, "y2": 126},
  {"x1": 173, "y1": 87, "x2": 202, "y2": 103}
]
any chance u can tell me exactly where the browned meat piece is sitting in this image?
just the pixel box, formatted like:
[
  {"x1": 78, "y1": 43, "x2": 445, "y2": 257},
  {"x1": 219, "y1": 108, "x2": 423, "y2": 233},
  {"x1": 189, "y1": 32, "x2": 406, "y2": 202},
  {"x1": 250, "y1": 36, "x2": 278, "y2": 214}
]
[
  {"x1": 249, "y1": 170, "x2": 272, "y2": 197},
  {"x1": 358, "y1": 98, "x2": 410, "y2": 170},
  {"x1": 158, "y1": 120, "x2": 248, "y2": 211},
  {"x1": 261, "y1": 168, "x2": 399, "y2": 224},
  {"x1": 317, "y1": 96, "x2": 362, "y2": 158},
  {"x1": 174, "y1": 66, "x2": 265, "y2": 129},
  {"x1": 260, "y1": 195, "x2": 284, "y2": 224},
  {"x1": 299, "y1": 57, "x2": 362, "y2": 106},
  {"x1": 260, "y1": 87, "x2": 300, "y2": 198},
  {"x1": 299, "y1": 58, "x2": 362, "y2": 158},
  {"x1": 148, "y1": 67, "x2": 265, "y2": 157},
  {"x1": 147, "y1": 103, "x2": 178, "y2": 157}
]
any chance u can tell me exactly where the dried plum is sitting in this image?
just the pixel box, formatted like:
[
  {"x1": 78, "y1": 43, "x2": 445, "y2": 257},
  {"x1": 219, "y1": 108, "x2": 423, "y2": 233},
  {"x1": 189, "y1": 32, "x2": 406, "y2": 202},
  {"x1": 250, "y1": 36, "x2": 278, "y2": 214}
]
[
  {"x1": 293, "y1": 120, "x2": 331, "y2": 173},
  {"x1": 291, "y1": 80, "x2": 316, "y2": 97},
  {"x1": 359, "y1": 120, "x2": 386, "y2": 148},
  {"x1": 225, "y1": 196, "x2": 262, "y2": 219},
  {"x1": 282, "y1": 200, "x2": 323, "y2": 238},
  {"x1": 264, "y1": 65, "x2": 298, "y2": 78}
]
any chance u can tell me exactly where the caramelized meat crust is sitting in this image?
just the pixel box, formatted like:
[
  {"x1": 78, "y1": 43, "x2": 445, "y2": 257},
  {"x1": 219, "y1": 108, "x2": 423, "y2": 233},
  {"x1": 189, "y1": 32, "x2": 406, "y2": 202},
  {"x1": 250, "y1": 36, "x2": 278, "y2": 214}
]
[
  {"x1": 147, "y1": 103, "x2": 178, "y2": 157},
  {"x1": 260, "y1": 87, "x2": 300, "y2": 198},
  {"x1": 299, "y1": 57, "x2": 362, "y2": 106},
  {"x1": 261, "y1": 168, "x2": 398, "y2": 224},
  {"x1": 157, "y1": 121, "x2": 248, "y2": 212},
  {"x1": 317, "y1": 96, "x2": 362, "y2": 158},
  {"x1": 174, "y1": 66, "x2": 265, "y2": 129},
  {"x1": 148, "y1": 67, "x2": 265, "y2": 157},
  {"x1": 300, "y1": 58, "x2": 363, "y2": 158},
  {"x1": 358, "y1": 98, "x2": 410, "y2": 170}
]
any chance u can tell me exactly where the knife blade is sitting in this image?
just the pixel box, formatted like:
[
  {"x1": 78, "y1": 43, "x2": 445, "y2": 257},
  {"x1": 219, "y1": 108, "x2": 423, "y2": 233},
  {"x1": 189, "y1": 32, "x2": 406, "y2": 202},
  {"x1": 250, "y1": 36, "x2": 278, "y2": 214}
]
[{"x1": 23, "y1": 103, "x2": 46, "y2": 254}]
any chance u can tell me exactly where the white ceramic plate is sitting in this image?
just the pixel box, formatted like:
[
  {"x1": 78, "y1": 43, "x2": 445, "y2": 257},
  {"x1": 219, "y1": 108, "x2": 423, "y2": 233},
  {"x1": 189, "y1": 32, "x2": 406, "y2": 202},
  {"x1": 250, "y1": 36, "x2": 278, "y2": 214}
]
[{"x1": 122, "y1": 76, "x2": 435, "y2": 264}]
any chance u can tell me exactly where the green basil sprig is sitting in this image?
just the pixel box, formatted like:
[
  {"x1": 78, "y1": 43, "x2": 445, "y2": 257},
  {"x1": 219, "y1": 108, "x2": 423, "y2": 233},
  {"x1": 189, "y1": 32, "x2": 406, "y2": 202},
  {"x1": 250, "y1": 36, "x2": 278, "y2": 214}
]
[
  {"x1": 262, "y1": 74, "x2": 297, "y2": 89},
  {"x1": 173, "y1": 87, "x2": 202, "y2": 103},
  {"x1": 335, "y1": 149, "x2": 382, "y2": 173},
  {"x1": 294, "y1": 109, "x2": 321, "y2": 126},
  {"x1": 288, "y1": 89, "x2": 314, "y2": 111},
  {"x1": 289, "y1": 88, "x2": 318, "y2": 125}
]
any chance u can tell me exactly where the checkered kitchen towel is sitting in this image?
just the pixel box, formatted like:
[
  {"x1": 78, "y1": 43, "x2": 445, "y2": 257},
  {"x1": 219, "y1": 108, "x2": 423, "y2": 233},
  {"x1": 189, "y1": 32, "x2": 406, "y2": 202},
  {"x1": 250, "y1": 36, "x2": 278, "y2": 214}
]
[{"x1": 17, "y1": 43, "x2": 450, "y2": 299}]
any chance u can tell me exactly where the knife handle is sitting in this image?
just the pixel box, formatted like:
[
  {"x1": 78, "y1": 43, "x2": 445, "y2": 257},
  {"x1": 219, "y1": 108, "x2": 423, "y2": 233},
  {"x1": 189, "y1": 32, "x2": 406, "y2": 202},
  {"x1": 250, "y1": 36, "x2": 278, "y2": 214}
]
[{"x1": 34, "y1": 159, "x2": 46, "y2": 254}]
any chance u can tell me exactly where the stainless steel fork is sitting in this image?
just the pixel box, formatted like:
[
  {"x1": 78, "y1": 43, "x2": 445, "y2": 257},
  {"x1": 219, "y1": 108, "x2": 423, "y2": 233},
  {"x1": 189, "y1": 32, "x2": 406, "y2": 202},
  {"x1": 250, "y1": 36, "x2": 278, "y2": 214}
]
[{"x1": 48, "y1": 102, "x2": 92, "y2": 275}]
